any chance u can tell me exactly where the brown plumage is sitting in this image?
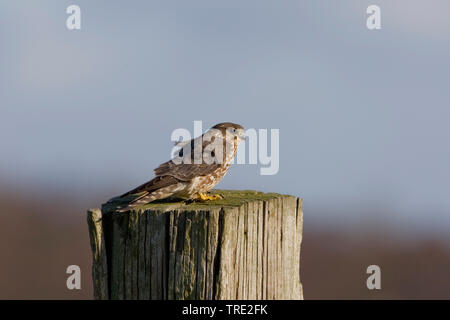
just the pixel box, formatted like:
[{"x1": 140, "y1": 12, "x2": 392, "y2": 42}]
[{"x1": 117, "y1": 122, "x2": 245, "y2": 212}]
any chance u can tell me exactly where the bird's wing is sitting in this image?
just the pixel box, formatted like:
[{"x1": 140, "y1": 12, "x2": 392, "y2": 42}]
[
  {"x1": 120, "y1": 175, "x2": 180, "y2": 197},
  {"x1": 122, "y1": 129, "x2": 225, "y2": 197},
  {"x1": 154, "y1": 161, "x2": 221, "y2": 181},
  {"x1": 157, "y1": 130, "x2": 225, "y2": 180}
]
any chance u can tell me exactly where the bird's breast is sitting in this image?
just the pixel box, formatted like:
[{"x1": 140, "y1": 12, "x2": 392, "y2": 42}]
[{"x1": 187, "y1": 164, "x2": 231, "y2": 194}]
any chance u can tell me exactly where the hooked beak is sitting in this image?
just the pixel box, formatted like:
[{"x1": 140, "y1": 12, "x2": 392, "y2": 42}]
[{"x1": 238, "y1": 130, "x2": 245, "y2": 141}]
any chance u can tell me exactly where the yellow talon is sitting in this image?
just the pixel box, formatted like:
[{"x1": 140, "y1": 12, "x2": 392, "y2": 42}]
[
  {"x1": 210, "y1": 194, "x2": 223, "y2": 200},
  {"x1": 195, "y1": 193, "x2": 223, "y2": 201}
]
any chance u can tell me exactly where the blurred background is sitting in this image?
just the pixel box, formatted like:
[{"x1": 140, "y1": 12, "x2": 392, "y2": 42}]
[{"x1": 1, "y1": 0, "x2": 450, "y2": 299}]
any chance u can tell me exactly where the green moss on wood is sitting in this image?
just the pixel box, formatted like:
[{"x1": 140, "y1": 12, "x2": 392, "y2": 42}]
[{"x1": 102, "y1": 189, "x2": 294, "y2": 213}]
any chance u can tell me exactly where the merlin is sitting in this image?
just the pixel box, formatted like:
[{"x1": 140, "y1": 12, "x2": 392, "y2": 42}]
[{"x1": 117, "y1": 122, "x2": 245, "y2": 212}]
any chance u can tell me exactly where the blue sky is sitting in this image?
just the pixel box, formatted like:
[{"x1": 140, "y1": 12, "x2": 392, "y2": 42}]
[{"x1": 1, "y1": 1, "x2": 450, "y2": 234}]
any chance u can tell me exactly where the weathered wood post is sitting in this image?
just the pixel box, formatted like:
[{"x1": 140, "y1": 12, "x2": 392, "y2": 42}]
[{"x1": 87, "y1": 190, "x2": 303, "y2": 300}]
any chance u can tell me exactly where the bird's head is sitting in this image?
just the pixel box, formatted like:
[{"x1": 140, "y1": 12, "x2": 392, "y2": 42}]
[{"x1": 212, "y1": 122, "x2": 245, "y2": 144}]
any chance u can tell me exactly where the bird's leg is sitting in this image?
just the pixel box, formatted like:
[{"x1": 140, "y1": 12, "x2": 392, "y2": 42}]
[{"x1": 193, "y1": 192, "x2": 223, "y2": 201}]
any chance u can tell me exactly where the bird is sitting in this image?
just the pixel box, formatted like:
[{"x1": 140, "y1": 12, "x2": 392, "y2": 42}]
[{"x1": 116, "y1": 122, "x2": 245, "y2": 212}]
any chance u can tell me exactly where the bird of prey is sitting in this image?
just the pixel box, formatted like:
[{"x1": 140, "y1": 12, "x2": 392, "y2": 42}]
[{"x1": 117, "y1": 122, "x2": 245, "y2": 212}]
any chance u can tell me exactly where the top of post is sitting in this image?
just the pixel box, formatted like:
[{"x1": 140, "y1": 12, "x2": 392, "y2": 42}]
[{"x1": 102, "y1": 189, "x2": 298, "y2": 213}]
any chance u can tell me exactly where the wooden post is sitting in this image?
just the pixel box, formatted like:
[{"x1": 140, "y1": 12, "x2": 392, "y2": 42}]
[{"x1": 87, "y1": 190, "x2": 303, "y2": 300}]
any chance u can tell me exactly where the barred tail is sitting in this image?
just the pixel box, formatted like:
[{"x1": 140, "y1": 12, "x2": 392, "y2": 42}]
[
  {"x1": 116, "y1": 184, "x2": 184, "y2": 213},
  {"x1": 116, "y1": 192, "x2": 160, "y2": 213}
]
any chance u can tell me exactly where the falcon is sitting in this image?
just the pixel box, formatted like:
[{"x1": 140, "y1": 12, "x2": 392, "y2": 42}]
[{"x1": 117, "y1": 122, "x2": 245, "y2": 212}]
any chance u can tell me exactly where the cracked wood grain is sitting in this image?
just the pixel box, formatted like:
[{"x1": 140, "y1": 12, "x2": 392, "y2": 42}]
[{"x1": 88, "y1": 190, "x2": 303, "y2": 300}]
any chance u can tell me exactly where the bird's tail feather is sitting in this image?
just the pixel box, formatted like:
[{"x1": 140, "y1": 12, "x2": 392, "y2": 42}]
[
  {"x1": 117, "y1": 192, "x2": 157, "y2": 213},
  {"x1": 116, "y1": 188, "x2": 177, "y2": 213},
  {"x1": 116, "y1": 183, "x2": 185, "y2": 213}
]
